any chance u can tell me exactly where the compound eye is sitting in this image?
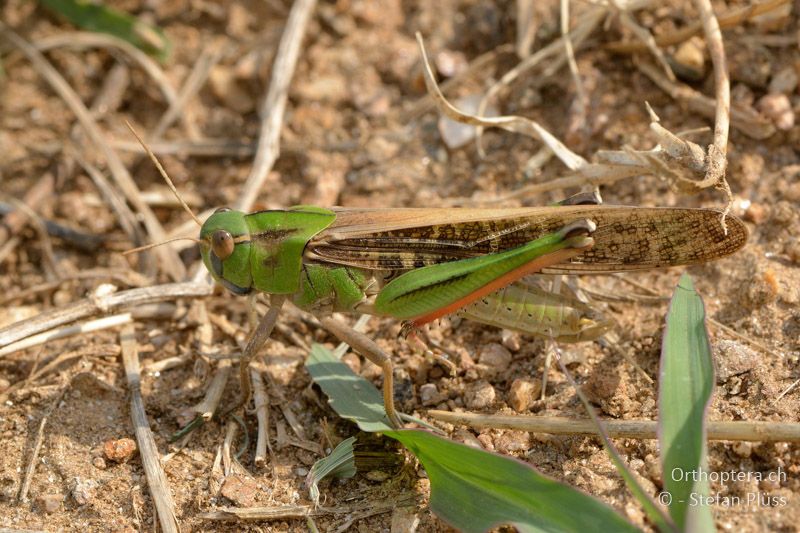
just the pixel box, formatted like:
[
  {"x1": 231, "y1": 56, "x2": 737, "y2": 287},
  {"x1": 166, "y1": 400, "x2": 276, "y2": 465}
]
[
  {"x1": 211, "y1": 230, "x2": 234, "y2": 260},
  {"x1": 214, "y1": 207, "x2": 231, "y2": 214}
]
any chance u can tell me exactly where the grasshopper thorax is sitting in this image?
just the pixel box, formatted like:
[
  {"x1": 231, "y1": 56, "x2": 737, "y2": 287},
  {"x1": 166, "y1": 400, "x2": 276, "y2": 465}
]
[{"x1": 200, "y1": 207, "x2": 254, "y2": 295}]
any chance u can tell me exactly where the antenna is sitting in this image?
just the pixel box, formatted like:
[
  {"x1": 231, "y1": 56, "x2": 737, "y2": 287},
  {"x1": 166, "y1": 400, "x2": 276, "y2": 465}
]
[
  {"x1": 122, "y1": 236, "x2": 203, "y2": 256},
  {"x1": 125, "y1": 120, "x2": 202, "y2": 227}
]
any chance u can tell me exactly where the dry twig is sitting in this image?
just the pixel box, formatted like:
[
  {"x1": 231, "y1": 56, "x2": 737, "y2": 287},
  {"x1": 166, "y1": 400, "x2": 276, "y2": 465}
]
[
  {"x1": 120, "y1": 325, "x2": 180, "y2": 533},
  {"x1": 151, "y1": 42, "x2": 226, "y2": 140},
  {"x1": 250, "y1": 367, "x2": 273, "y2": 468},
  {"x1": 605, "y1": 0, "x2": 792, "y2": 53},
  {"x1": 17, "y1": 381, "x2": 69, "y2": 502},
  {"x1": 416, "y1": 33, "x2": 586, "y2": 171},
  {"x1": 235, "y1": 0, "x2": 318, "y2": 212},
  {"x1": 192, "y1": 358, "x2": 232, "y2": 421},
  {"x1": 692, "y1": 0, "x2": 731, "y2": 196},
  {"x1": 427, "y1": 411, "x2": 800, "y2": 442},
  {"x1": 0, "y1": 282, "x2": 212, "y2": 349},
  {"x1": 23, "y1": 32, "x2": 180, "y2": 111}
]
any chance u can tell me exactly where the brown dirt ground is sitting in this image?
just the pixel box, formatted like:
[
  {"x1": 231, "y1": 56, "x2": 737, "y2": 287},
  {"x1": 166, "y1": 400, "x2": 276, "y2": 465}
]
[{"x1": 1, "y1": 0, "x2": 799, "y2": 531}]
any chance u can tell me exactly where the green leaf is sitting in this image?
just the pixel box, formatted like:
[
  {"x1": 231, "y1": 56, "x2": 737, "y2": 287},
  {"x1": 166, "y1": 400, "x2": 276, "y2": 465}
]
[
  {"x1": 392, "y1": 429, "x2": 638, "y2": 533},
  {"x1": 39, "y1": 0, "x2": 170, "y2": 61},
  {"x1": 307, "y1": 436, "x2": 357, "y2": 507},
  {"x1": 306, "y1": 343, "x2": 639, "y2": 533},
  {"x1": 306, "y1": 344, "x2": 394, "y2": 433},
  {"x1": 659, "y1": 273, "x2": 715, "y2": 531}
]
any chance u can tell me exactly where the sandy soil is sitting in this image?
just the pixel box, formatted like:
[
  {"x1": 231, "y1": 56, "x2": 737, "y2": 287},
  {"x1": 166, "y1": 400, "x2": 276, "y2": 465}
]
[{"x1": 0, "y1": 1, "x2": 798, "y2": 531}]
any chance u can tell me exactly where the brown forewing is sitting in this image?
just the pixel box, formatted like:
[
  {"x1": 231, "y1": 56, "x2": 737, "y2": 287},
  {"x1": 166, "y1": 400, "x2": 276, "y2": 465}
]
[{"x1": 304, "y1": 206, "x2": 747, "y2": 273}]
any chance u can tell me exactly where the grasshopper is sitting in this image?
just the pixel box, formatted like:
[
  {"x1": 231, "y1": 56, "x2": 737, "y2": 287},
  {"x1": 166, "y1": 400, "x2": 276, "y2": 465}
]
[{"x1": 191, "y1": 194, "x2": 747, "y2": 427}]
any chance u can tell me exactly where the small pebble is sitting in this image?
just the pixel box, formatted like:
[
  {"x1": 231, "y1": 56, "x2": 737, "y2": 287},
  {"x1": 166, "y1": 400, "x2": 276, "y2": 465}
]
[
  {"x1": 464, "y1": 381, "x2": 496, "y2": 409},
  {"x1": 477, "y1": 343, "x2": 512, "y2": 378},
  {"x1": 501, "y1": 330, "x2": 521, "y2": 352},
  {"x1": 71, "y1": 478, "x2": 97, "y2": 506},
  {"x1": 476, "y1": 432, "x2": 495, "y2": 451},
  {"x1": 0, "y1": 378, "x2": 10, "y2": 393},
  {"x1": 103, "y1": 437, "x2": 137, "y2": 463},
  {"x1": 453, "y1": 429, "x2": 484, "y2": 449},
  {"x1": 768, "y1": 66, "x2": 799, "y2": 94},
  {"x1": 733, "y1": 441, "x2": 752, "y2": 458},
  {"x1": 714, "y1": 340, "x2": 758, "y2": 382},
  {"x1": 37, "y1": 493, "x2": 62, "y2": 514},
  {"x1": 756, "y1": 93, "x2": 794, "y2": 130},
  {"x1": 92, "y1": 457, "x2": 107, "y2": 470},
  {"x1": 507, "y1": 379, "x2": 541, "y2": 412},
  {"x1": 673, "y1": 37, "x2": 706, "y2": 80},
  {"x1": 493, "y1": 430, "x2": 531, "y2": 453},
  {"x1": 221, "y1": 474, "x2": 259, "y2": 507},
  {"x1": 419, "y1": 383, "x2": 439, "y2": 406}
]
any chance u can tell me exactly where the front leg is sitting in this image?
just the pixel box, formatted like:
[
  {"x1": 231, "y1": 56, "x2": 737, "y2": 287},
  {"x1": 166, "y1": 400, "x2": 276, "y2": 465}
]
[
  {"x1": 318, "y1": 315, "x2": 403, "y2": 429},
  {"x1": 224, "y1": 295, "x2": 286, "y2": 416}
]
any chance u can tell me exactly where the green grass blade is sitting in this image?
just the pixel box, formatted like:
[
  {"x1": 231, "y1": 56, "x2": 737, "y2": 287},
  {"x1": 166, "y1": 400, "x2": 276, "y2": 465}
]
[
  {"x1": 306, "y1": 343, "x2": 639, "y2": 533},
  {"x1": 307, "y1": 436, "x2": 357, "y2": 506},
  {"x1": 554, "y1": 356, "x2": 676, "y2": 532},
  {"x1": 659, "y1": 273, "x2": 715, "y2": 531},
  {"x1": 39, "y1": 0, "x2": 170, "y2": 61}
]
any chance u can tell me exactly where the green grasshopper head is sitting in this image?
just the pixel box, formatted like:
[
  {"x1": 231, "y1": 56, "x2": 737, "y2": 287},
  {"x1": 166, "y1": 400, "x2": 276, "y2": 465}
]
[{"x1": 199, "y1": 207, "x2": 253, "y2": 295}]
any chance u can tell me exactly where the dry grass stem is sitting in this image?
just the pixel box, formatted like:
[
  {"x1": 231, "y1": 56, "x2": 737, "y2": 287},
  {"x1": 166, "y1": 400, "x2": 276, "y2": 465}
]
[
  {"x1": 235, "y1": 0, "x2": 318, "y2": 213},
  {"x1": 71, "y1": 150, "x2": 143, "y2": 245},
  {"x1": 87, "y1": 62, "x2": 130, "y2": 118},
  {"x1": 474, "y1": 6, "x2": 606, "y2": 156},
  {"x1": 636, "y1": 61, "x2": 774, "y2": 139},
  {"x1": 120, "y1": 325, "x2": 181, "y2": 533},
  {"x1": 250, "y1": 367, "x2": 273, "y2": 468},
  {"x1": 427, "y1": 411, "x2": 800, "y2": 442},
  {"x1": 609, "y1": 0, "x2": 675, "y2": 81},
  {"x1": 516, "y1": 0, "x2": 536, "y2": 58},
  {"x1": 0, "y1": 269, "x2": 152, "y2": 307},
  {"x1": 151, "y1": 42, "x2": 226, "y2": 140},
  {"x1": 17, "y1": 381, "x2": 69, "y2": 502},
  {"x1": 0, "y1": 313, "x2": 132, "y2": 358},
  {"x1": 26, "y1": 32, "x2": 179, "y2": 109},
  {"x1": 142, "y1": 354, "x2": 192, "y2": 374},
  {"x1": 0, "y1": 25, "x2": 186, "y2": 280},
  {"x1": 605, "y1": 0, "x2": 792, "y2": 53},
  {"x1": 0, "y1": 345, "x2": 119, "y2": 403},
  {"x1": 199, "y1": 493, "x2": 416, "y2": 522},
  {"x1": 403, "y1": 44, "x2": 515, "y2": 122},
  {"x1": 199, "y1": 505, "x2": 314, "y2": 520},
  {"x1": 692, "y1": 0, "x2": 731, "y2": 199},
  {"x1": 110, "y1": 138, "x2": 257, "y2": 158},
  {"x1": 221, "y1": 419, "x2": 238, "y2": 475},
  {"x1": 192, "y1": 359, "x2": 232, "y2": 421},
  {"x1": 0, "y1": 282, "x2": 213, "y2": 349},
  {"x1": 416, "y1": 33, "x2": 586, "y2": 171},
  {"x1": 560, "y1": 0, "x2": 588, "y2": 127},
  {"x1": 614, "y1": 274, "x2": 786, "y2": 360}
]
